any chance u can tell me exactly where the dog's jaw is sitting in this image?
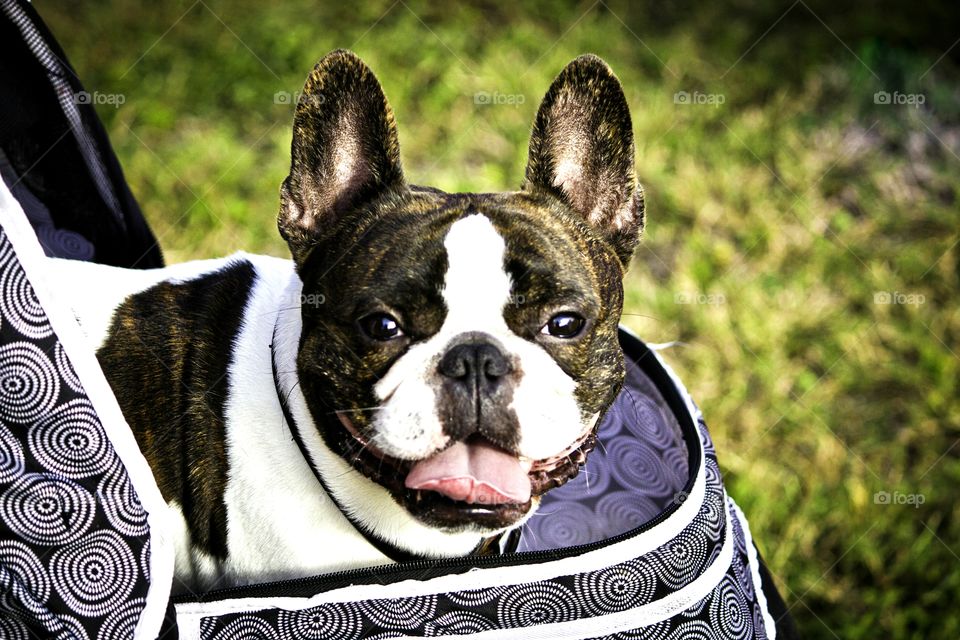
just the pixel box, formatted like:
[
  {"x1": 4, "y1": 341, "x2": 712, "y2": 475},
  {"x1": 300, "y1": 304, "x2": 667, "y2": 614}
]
[{"x1": 273, "y1": 278, "x2": 501, "y2": 558}]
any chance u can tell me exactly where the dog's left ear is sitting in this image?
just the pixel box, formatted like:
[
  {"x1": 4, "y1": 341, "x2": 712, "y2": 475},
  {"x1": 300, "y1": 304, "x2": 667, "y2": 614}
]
[
  {"x1": 279, "y1": 50, "x2": 405, "y2": 267},
  {"x1": 522, "y1": 55, "x2": 643, "y2": 267}
]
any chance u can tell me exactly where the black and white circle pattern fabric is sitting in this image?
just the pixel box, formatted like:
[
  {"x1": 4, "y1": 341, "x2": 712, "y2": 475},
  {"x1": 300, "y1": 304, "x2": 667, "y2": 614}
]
[
  {"x1": 0, "y1": 342, "x2": 59, "y2": 425},
  {"x1": 49, "y1": 530, "x2": 137, "y2": 618},
  {"x1": 140, "y1": 538, "x2": 152, "y2": 583},
  {"x1": 200, "y1": 472, "x2": 761, "y2": 639},
  {"x1": 0, "y1": 422, "x2": 26, "y2": 484},
  {"x1": 53, "y1": 614, "x2": 93, "y2": 640},
  {"x1": 0, "y1": 229, "x2": 152, "y2": 638},
  {"x1": 0, "y1": 539, "x2": 50, "y2": 606},
  {"x1": 496, "y1": 582, "x2": 580, "y2": 627},
  {"x1": 361, "y1": 595, "x2": 438, "y2": 630},
  {"x1": 424, "y1": 611, "x2": 497, "y2": 635},
  {"x1": 28, "y1": 399, "x2": 114, "y2": 479},
  {"x1": 98, "y1": 457, "x2": 149, "y2": 537},
  {"x1": 575, "y1": 559, "x2": 658, "y2": 615},
  {"x1": 213, "y1": 615, "x2": 282, "y2": 640},
  {"x1": 0, "y1": 254, "x2": 52, "y2": 340},
  {"x1": 708, "y1": 576, "x2": 753, "y2": 640},
  {"x1": 0, "y1": 473, "x2": 95, "y2": 546},
  {"x1": 652, "y1": 528, "x2": 711, "y2": 590},
  {"x1": 445, "y1": 585, "x2": 505, "y2": 607},
  {"x1": 55, "y1": 343, "x2": 84, "y2": 395},
  {"x1": 97, "y1": 597, "x2": 147, "y2": 640},
  {"x1": 0, "y1": 615, "x2": 31, "y2": 640},
  {"x1": 730, "y1": 512, "x2": 756, "y2": 605},
  {"x1": 277, "y1": 603, "x2": 364, "y2": 640}
]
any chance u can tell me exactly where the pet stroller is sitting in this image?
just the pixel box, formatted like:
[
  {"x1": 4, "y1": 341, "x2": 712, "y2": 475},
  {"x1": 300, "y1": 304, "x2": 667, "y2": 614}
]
[{"x1": 0, "y1": 2, "x2": 797, "y2": 637}]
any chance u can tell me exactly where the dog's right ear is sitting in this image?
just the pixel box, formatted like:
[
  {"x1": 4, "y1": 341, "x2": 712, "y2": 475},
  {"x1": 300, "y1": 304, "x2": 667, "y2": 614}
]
[
  {"x1": 279, "y1": 50, "x2": 405, "y2": 267},
  {"x1": 522, "y1": 55, "x2": 643, "y2": 268}
]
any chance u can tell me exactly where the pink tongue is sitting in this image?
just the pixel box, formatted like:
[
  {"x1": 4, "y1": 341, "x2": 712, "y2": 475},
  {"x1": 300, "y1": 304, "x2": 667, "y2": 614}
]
[{"x1": 405, "y1": 440, "x2": 532, "y2": 505}]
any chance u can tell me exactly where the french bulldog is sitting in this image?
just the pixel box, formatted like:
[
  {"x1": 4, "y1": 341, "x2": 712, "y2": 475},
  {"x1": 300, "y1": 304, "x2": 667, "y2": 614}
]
[{"x1": 50, "y1": 49, "x2": 644, "y2": 592}]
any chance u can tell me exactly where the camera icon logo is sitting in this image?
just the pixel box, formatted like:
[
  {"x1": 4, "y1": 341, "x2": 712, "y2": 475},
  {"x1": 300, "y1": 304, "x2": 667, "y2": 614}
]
[
  {"x1": 273, "y1": 91, "x2": 293, "y2": 105},
  {"x1": 874, "y1": 91, "x2": 891, "y2": 105},
  {"x1": 673, "y1": 91, "x2": 690, "y2": 105},
  {"x1": 873, "y1": 491, "x2": 891, "y2": 504},
  {"x1": 74, "y1": 91, "x2": 92, "y2": 105}
]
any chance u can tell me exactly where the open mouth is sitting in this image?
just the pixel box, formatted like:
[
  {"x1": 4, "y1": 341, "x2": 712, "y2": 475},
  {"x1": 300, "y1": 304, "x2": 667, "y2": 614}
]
[{"x1": 336, "y1": 414, "x2": 596, "y2": 529}]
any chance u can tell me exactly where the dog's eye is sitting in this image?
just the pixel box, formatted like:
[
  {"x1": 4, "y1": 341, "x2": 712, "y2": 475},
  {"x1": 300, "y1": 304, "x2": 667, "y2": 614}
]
[
  {"x1": 542, "y1": 313, "x2": 585, "y2": 339},
  {"x1": 359, "y1": 313, "x2": 404, "y2": 341}
]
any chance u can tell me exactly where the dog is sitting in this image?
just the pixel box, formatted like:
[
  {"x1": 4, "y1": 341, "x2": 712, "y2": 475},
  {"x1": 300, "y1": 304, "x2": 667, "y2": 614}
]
[{"x1": 49, "y1": 50, "x2": 644, "y2": 592}]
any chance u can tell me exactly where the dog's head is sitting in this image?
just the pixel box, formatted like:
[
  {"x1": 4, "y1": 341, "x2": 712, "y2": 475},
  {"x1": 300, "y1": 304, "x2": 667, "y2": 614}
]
[{"x1": 279, "y1": 50, "x2": 643, "y2": 535}]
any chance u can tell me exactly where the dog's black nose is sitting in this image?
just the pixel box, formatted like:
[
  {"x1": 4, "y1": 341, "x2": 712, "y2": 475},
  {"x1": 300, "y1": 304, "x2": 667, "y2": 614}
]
[
  {"x1": 438, "y1": 339, "x2": 517, "y2": 445},
  {"x1": 439, "y1": 342, "x2": 511, "y2": 382}
]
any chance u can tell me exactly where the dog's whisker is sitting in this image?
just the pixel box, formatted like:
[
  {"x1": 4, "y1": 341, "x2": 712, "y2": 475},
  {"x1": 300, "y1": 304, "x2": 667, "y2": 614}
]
[
  {"x1": 283, "y1": 379, "x2": 302, "y2": 403},
  {"x1": 595, "y1": 435, "x2": 609, "y2": 456},
  {"x1": 328, "y1": 406, "x2": 383, "y2": 414},
  {"x1": 261, "y1": 304, "x2": 303, "y2": 317}
]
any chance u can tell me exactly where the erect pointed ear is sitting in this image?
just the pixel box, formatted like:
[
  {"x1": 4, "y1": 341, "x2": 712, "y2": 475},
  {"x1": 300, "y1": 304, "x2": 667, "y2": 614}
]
[
  {"x1": 522, "y1": 55, "x2": 644, "y2": 267},
  {"x1": 279, "y1": 50, "x2": 405, "y2": 266}
]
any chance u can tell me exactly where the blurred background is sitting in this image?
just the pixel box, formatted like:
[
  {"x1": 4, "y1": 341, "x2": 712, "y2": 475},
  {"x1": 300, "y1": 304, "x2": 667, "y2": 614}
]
[{"x1": 34, "y1": 1, "x2": 959, "y2": 636}]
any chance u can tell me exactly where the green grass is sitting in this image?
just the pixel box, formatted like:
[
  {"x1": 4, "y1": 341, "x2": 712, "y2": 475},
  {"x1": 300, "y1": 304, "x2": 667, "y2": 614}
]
[{"x1": 36, "y1": 1, "x2": 959, "y2": 636}]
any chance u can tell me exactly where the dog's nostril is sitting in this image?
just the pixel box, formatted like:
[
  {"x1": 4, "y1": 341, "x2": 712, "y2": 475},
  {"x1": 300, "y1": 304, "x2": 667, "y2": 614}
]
[
  {"x1": 478, "y1": 344, "x2": 509, "y2": 379},
  {"x1": 439, "y1": 347, "x2": 469, "y2": 379},
  {"x1": 439, "y1": 342, "x2": 511, "y2": 381}
]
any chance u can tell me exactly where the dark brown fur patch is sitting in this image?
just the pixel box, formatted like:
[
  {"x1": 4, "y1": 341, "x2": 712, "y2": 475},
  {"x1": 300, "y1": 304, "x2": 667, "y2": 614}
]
[{"x1": 97, "y1": 260, "x2": 256, "y2": 560}]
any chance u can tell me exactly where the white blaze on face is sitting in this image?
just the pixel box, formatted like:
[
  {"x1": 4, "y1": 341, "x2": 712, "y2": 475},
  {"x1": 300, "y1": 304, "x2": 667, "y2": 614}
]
[{"x1": 371, "y1": 213, "x2": 586, "y2": 462}]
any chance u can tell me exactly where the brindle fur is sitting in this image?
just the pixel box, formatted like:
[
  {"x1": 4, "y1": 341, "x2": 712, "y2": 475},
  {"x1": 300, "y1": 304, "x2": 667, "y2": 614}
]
[{"x1": 97, "y1": 262, "x2": 256, "y2": 559}]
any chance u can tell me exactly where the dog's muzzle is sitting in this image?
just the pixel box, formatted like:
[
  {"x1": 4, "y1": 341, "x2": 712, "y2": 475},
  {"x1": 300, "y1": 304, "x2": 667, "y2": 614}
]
[{"x1": 335, "y1": 335, "x2": 598, "y2": 530}]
